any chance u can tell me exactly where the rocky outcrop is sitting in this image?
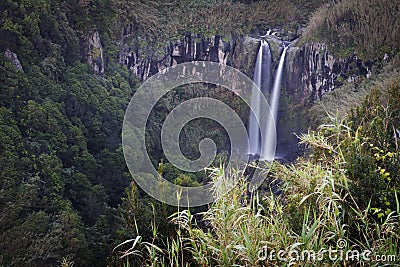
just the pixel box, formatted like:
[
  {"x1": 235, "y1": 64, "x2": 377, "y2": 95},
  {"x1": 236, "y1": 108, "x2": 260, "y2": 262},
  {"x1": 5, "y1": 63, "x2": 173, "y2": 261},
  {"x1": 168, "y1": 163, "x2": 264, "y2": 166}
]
[
  {"x1": 4, "y1": 50, "x2": 23, "y2": 71},
  {"x1": 285, "y1": 42, "x2": 372, "y2": 104},
  {"x1": 74, "y1": 23, "x2": 373, "y2": 107},
  {"x1": 115, "y1": 28, "x2": 371, "y2": 105},
  {"x1": 117, "y1": 31, "x2": 260, "y2": 81},
  {"x1": 81, "y1": 31, "x2": 104, "y2": 75}
]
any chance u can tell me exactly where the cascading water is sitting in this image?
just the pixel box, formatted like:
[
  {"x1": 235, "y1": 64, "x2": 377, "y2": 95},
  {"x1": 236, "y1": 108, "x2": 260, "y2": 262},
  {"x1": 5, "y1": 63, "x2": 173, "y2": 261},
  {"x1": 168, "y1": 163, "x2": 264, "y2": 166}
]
[
  {"x1": 248, "y1": 40, "x2": 272, "y2": 156},
  {"x1": 248, "y1": 40, "x2": 287, "y2": 161},
  {"x1": 261, "y1": 46, "x2": 288, "y2": 160}
]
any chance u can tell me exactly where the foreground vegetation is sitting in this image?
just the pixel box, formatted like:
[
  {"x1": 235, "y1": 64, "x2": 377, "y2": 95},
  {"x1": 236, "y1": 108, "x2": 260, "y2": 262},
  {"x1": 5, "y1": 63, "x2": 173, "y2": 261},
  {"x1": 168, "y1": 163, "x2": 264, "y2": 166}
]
[{"x1": 117, "y1": 80, "x2": 400, "y2": 266}]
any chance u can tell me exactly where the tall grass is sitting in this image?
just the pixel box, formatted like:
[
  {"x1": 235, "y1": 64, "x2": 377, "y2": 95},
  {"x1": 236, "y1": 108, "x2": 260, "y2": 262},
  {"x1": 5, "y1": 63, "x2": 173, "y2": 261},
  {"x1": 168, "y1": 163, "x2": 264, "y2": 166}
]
[
  {"x1": 301, "y1": 0, "x2": 400, "y2": 61},
  {"x1": 116, "y1": 119, "x2": 399, "y2": 265}
]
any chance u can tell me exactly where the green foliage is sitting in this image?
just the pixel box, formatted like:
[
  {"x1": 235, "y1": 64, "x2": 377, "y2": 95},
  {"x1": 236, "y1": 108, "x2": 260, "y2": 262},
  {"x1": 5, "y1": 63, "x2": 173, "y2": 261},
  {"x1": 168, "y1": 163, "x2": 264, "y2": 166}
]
[
  {"x1": 113, "y1": 0, "x2": 317, "y2": 45},
  {"x1": 305, "y1": 76, "x2": 400, "y2": 222},
  {"x1": 345, "y1": 82, "x2": 400, "y2": 218},
  {"x1": 303, "y1": 82, "x2": 400, "y2": 220},
  {"x1": 146, "y1": 83, "x2": 247, "y2": 172},
  {"x1": 0, "y1": 40, "x2": 135, "y2": 265},
  {"x1": 289, "y1": 0, "x2": 326, "y2": 24},
  {"x1": 173, "y1": 174, "x2": 201, "y2": 187},
  {"x1": 117, "y1": 162, "x2": 399, "y2": 266}
]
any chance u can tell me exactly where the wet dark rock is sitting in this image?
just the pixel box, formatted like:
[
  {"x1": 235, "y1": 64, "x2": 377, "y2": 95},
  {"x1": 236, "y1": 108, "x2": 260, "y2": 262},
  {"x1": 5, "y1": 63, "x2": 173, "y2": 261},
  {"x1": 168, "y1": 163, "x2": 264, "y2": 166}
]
[{"x1": 285, "y1": 42, "x2": 372, "y2": 105}]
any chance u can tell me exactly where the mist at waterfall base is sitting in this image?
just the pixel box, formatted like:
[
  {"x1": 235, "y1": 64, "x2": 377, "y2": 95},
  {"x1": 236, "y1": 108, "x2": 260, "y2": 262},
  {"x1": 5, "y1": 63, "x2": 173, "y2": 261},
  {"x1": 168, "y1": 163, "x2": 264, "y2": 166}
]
[{"x1": 248, "y1": 40, "x2": 289, "y2": 161}]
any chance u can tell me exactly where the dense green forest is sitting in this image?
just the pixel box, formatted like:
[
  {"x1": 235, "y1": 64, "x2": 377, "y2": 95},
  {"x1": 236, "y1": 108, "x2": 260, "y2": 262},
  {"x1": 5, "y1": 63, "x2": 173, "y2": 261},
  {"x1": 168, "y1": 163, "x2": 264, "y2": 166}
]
[{"x1": 0, "y1": 0, "x2": 399, "y2": 266}]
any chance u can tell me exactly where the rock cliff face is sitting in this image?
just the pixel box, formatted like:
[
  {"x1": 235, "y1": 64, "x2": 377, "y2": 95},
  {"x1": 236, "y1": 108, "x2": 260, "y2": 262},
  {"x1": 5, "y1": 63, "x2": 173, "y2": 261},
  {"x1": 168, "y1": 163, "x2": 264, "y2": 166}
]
[
  {"x1": 117, "y1": 30, "x2": 260, "y2": 81},
  {"x1": 83, "y1": 29, "x2": 372, "y2": 106},
  {"x1": 285, "y1": 42, "x2": 372, "y2": 105},
  {"x1": 114, "y1": 31, "x2": 371, "y2": 105},
  {"x1": 81, "y1": 31, "x2": 104, "y2": 75}
]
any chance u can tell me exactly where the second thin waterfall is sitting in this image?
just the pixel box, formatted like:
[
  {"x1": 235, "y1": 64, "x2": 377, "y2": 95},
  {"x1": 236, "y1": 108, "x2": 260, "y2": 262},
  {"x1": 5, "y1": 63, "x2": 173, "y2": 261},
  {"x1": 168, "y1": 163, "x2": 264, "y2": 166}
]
[{"x1": 261, "y1": 46, "x2": 288, "y2": 160}]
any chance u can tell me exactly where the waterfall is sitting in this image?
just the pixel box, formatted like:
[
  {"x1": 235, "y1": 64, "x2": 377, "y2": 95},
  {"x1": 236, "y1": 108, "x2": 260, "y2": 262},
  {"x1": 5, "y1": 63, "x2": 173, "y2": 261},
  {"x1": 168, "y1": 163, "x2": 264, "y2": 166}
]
[
  {"x1": 261, "y1": 46, "x2": 288, "y2": 160},
  {"x1": 248, "y1": 40, "x2": 287, "y2": 161},
  {"x1": 248, "y1": 40, "x2": 271, "y2": 156}
]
